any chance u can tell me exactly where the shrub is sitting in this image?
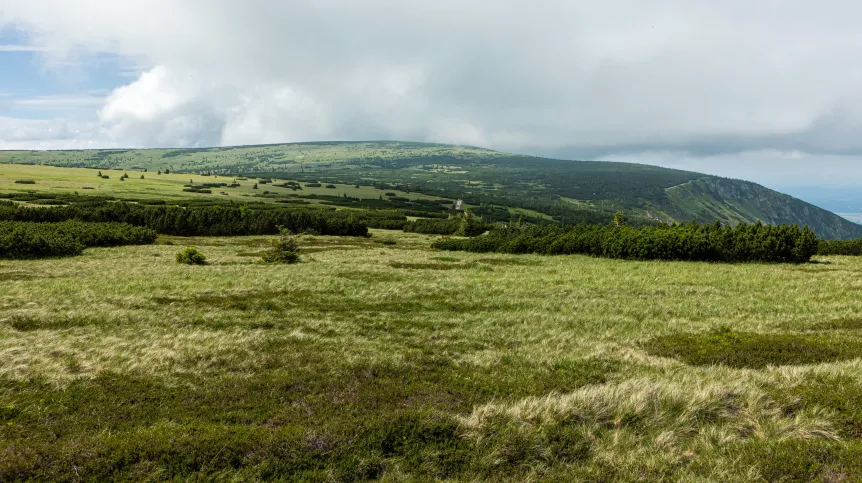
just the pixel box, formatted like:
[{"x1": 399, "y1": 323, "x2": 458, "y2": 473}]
[
  {"x1": 818, "y1": 238, "x2": 862, "y2": 256},
  {"x1": 434, "y1": 220, "x2": 820, "y2": 263},
  {"x1": 175, "y1": 247, "x2": 207, "y2": 265},
  {"x1": 14, "y1": 180, "x2": 36, "y2": 184},
  {"x1": 261, "y1": 229, "x2": 300, "y2": 264},
  {"x1": 0, "y1": 201, "x2": 369, "y2": 237},
  {"x1": 0, "y1": 221, "x2": 156, "y2": 259},
  {"x1": 404, "y1": 215, "x2": 490, "y2": 236}
]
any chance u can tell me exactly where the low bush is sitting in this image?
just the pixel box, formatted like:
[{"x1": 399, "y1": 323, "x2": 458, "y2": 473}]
[
  {"x1": 404, "y1": 218, "x2": 460, "y2": 235},
  {"x1": 14, "y1": 180, "x2": 36, "y2": 184},
  {"x1": 434, "y1": 220, "x2": 820, "y2": 263},
  {"x1": 175, "y1": 247, "x2": 207, "y2": 265},
  {"x1": 0, "y1": 221, "x2": 157, "y2": 259},
  {"x1": 404, "y1": 214, "x2": 490, "y2": 236},
  {"x1": 818, "y1": 238, "x2": 862, "y2": 256},
  {"x1": 0, "y1": 202, "x2": 369, "y2": 237}
]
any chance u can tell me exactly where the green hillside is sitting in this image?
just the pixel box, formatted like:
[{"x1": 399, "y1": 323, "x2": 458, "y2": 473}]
[{"x1": 3, "y1": 141, "x2": 860, "y2": 238}]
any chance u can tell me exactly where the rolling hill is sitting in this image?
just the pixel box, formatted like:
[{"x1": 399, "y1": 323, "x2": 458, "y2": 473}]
[{"x1": 2, "y1": 141, "x2": 860, "y2": 239}]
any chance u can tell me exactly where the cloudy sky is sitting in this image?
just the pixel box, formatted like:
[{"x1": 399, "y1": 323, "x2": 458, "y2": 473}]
[{"x1": 1, "y1": 1, "x2": 862, "y2": 199}]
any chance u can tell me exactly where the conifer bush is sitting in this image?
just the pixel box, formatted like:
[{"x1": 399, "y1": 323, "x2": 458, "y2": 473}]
[
  {"x1": 261, "y1": 228, "x2": 300, "y2": 264},
  {"x1": 0, "y1": 221, "x2": 156, "y2": 259},
  {"x1": 434, "y1": 220, "x2": 820, "y2": 263},
  {"x1": 175, "y1": 247, "x2": 207, "y2": 265}
]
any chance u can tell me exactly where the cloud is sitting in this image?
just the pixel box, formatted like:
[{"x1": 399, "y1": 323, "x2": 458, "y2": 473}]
[{"x1": 3, "y1": 1, "x2": 862, "y2": 185}]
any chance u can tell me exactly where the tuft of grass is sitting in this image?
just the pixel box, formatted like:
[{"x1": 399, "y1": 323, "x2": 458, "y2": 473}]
[
  {"x1": 641, "y1": 327, "x2": 862, "y2": 368},
  {"x1": 460, "y1": 379, "x2": 838, "y2": 477}
]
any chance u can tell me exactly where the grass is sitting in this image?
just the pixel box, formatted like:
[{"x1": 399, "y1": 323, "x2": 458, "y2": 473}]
[
  {"x1": 2, "y1": 230, "x2": 862, "y2": 480},
  {"x1": 0, "y1": 163, "x2": 450, "y2": 206}
]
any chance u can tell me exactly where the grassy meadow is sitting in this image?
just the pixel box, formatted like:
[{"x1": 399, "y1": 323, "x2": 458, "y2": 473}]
[
  {"x1": 0, "y1": 163, "x2": 449, "y2": 205},
  {"x1": 3, "y1": 229, "x2": 862, "y2": 480}
]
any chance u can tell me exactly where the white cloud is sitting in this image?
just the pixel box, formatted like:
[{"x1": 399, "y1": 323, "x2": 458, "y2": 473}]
[{"x1": 3, "y1": 1, "x2": 862, "y2": 184}]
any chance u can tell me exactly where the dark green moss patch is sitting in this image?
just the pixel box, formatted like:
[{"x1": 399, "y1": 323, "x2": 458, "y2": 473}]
[
  {"x1": 389, "y1": 262, "x2": 477, "y2": 270},
  {"x1": 429, "y1": 256, "x2": 461, "y2": 262},
  {"x1": 476, "y1": 258, "x2": 536, "y2": 266},
  {"x1": 3, "y1": 314, "x2": 103, "y2": 331},
  {"x1": 770, "y1": 374, "x2": 862, "y2": 438},
  {"x1": 719, "y1": 439, "x2": 862, "y2": 482},
  {"x1": 642, "y1": 327, "x2": 862, "y2": 368}
]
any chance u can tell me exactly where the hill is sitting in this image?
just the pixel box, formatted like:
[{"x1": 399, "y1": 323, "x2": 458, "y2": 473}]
[{"x1": 2, "y1": 141, "x2": 860, "y2": 238}]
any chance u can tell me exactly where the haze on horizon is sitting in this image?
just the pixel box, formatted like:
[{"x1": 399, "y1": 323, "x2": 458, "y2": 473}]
[{"x1": 2, "y1": 1, "x2": 862, "y2": 200}]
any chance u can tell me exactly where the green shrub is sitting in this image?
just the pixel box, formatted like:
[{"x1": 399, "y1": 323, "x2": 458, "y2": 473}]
[
  {"x1": 14, "y1": 180, "x2": 36, "y2": 184},
  {"x1": 818, "y1": 238, "x2": 862, "y2": 255},
  {"x1": 0, "y1": 221, "x2": 157, "y2": 259},
  {"x1": 175, "y1": 247, "x2": 207, "y2": 265},
  {"x1": 261, "y1": 230, "x2": 300, "y2": 264},
  {"x1": 434, "y1": 220, "x2": 820, "y2": 263},
  {"x1": 0, "y1": 202, "x2": 368, "y2": 237}
]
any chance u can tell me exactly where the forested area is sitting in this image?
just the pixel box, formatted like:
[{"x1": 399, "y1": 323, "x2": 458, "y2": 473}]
[{"x1": 433, "y1": 221, "x2": 821, "y2": 263}]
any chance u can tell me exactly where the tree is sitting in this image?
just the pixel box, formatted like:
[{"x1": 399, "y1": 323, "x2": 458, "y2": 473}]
[
  {"x1": 454, "y1": 212, "x2": 486, "y2": 237},
  {"x1": 613, "y1": 211, "x2": 627, "y2": 227},
  {"x1": 261, "y1": 228, "x2": 300, "y2": 264}
]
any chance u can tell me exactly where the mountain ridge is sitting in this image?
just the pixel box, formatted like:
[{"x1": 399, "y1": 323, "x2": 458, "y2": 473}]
[{"x1": 1, "y1": 141, "x2": 860, "y2": 239}]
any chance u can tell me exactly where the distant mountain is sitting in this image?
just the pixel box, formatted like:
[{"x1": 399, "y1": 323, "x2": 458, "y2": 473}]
[
  {"x1": 663, "y1": 177, "x2": 862, "y2": 240},
  {"x1": 2, "y1": 141, "x2": 860, "y2": 239}
]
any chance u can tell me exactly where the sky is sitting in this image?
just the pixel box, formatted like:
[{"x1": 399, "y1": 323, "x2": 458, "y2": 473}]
[{"x1": 1, "y1": 1, "x2": 862, "y2": 201}]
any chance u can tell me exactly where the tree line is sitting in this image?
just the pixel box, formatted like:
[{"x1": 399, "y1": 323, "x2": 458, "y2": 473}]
[
  {"x1": 433, "y1": 220, "x2": 820, "y2": 263},
  {"x1": 817, "y1": 238, "x2": 862, "y2": 256},
  {"x1": 0, "y1": 202, "x2": 368, "y2": 237}
]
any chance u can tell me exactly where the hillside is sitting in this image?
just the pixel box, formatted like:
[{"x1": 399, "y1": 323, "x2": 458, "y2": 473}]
[{"x1": 2, "y1": 141, "x2": 860, "y2": 238}]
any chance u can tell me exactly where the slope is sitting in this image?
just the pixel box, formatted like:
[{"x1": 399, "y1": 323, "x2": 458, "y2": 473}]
[{"x1": 2, "y1": 141, "x2": 860, "y2": 238}]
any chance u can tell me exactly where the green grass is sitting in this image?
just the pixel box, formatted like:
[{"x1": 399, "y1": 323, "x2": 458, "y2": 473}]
[
  {"x1": 0, "y1": 163, "x2": 450, "y2": 206},
  {"x1": 2, "y1": 231, "x2": 862, "y2": 480}
]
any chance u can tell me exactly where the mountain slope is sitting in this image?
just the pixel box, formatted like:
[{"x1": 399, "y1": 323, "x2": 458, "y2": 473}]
[
  {"x1": 2, "y1": 141, "x2": 860, "y2": 238},
  {"x1": 662, "y1": 177, "x2": 862, "y2": 239}
]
